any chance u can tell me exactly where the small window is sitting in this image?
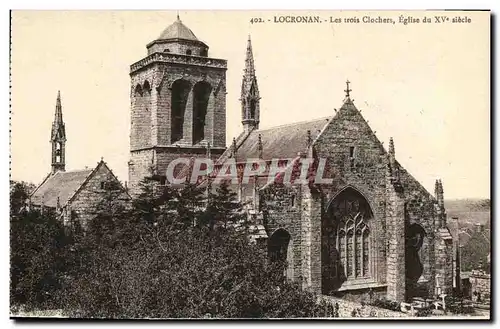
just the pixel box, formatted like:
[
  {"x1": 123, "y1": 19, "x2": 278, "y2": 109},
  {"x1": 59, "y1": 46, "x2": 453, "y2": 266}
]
[
  {"x1": 100, "y1": 182, "x2": 106, "y2": 189},
  {"x1": 349, "y1": 146, "x2": 355, "y2": 158},
  {"x1": 349, "y1": 147, "x2": 355, "y2": 171},
  {"x1": 164, "y1": 48, "x2": 170, "y2": 53},
  {"x1": 291, "y1": 195, "x2": 295, "y2": 208},
  {"x1": 186, "y1": 49, "x2": 192, "y2": 55}
]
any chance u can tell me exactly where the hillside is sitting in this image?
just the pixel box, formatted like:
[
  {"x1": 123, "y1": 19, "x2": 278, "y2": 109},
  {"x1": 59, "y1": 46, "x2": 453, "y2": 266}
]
[
  {"x1": 444, "y1": 198, "x2": 491, "y2": 272},
  {"x1": 444, "y1": 198, "x2": 490, "y2": 231}
]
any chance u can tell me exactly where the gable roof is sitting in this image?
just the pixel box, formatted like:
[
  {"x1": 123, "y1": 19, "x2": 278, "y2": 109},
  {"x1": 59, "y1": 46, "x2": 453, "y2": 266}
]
[
  {"x1": 232, "y1": 117, "x2": 331, "y2": 162},
  {"x1": 30, "y1": 160, "x2": 130, "y2": 208},
  {"x1": 30, "y1": 169, "x2": 93, "y2": 208}
]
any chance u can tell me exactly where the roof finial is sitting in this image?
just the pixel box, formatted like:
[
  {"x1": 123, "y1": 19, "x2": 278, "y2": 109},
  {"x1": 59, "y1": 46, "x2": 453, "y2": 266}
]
[
  {"x1": 389, "y1": 137, "x2": 395, "y2": 158},
  {"x1": 306, "y1": 130, "x2": 312, "y2": 147},
  {"x1": 258, "y1": 134, "x2": 263, "y2": 159},
  {"x1": 344, "y1": 80, "x2": 352, "y2": 99},
  {"x1": 206, "y1": 141, "x2": 211, "y2": 158},
  {"x1": 100, "y1": 156, "x2": 104, "y2": 162},
  {"x1": 232, "y1": 137, "x2": 237, "y2": 157},
  {"x1": 176, "y1": 11, "x2": 180, "y2": 21}
]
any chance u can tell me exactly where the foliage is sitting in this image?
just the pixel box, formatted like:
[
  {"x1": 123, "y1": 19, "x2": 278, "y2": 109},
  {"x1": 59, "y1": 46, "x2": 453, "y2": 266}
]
[
  {"x1": 460, "y1": 232, "x2": 490, "y2": 272},
  {"x1": 13, "y1": 176, "x2": 329, "y2": 318},
  {"x1": 10, "y1": 180, "x2": 36, "y2": 216},
  {"x1": 369, "y1": 298, "x2": 401, "y2": 312},
  {"x1": 10, "y1": 203, "x2": 72, "y2": 310}
]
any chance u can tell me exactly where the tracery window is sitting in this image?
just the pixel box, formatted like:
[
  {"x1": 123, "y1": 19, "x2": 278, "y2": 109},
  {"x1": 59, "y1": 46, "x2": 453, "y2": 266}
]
[{"x1": 334, "y1": 192, "x2": 371, "y2": 279}]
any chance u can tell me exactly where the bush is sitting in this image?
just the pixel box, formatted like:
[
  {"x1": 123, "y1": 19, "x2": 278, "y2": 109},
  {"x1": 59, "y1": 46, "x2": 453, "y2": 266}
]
[{"x1": 370, "y1": 298, "x2": 401, "y2": 312}]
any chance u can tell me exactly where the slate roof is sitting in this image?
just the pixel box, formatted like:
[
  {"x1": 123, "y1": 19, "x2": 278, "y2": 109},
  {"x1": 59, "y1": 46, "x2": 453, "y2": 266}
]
[
  {"x1": 157, "y1": 17, "x2": 199, "y2": 42},
  {"x1": 30, "y1": 169, "x2": 94, "y2": 208},
  {"x1": 233, "y1": 117, "x2": 331, "y2": 162}
]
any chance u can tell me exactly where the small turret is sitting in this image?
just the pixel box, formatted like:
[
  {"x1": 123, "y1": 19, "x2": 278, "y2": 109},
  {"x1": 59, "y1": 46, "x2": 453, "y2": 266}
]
[
  {"x1": 51, "y1": 91, "x2": 66, "y2": 174},
  {"x1": 240, "y1": 35, "x2": 261, "y2": 131}
]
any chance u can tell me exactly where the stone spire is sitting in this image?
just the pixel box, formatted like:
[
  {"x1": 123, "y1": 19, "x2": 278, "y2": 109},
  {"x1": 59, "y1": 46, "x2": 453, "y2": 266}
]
[
  {"x1": 437, "y1": 179, "x2": 445, "y2": 208},
  {"x1": 51, "y1": 90, "x2": 66, "y2": 174},
  {"x1": 388, "y1": 137, "x2": 399, "y2": 183},
  {"x1": 241, "y1": 35, "x2": 260, "y2": 131},
  {"x1": 435, "y1": 179, "x2": 446, "y2": 227},
  {"x1": 389, "y1": 137, "x2": 395, "y2": 158}
]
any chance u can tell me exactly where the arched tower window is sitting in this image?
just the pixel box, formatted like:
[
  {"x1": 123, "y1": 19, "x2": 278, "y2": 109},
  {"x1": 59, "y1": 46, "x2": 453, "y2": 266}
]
[
  {"x1": 134, "y1": 84, "x2": 143, "y2": 97},
  {"x1": 55, "y1": 142, "x2": 62, "y2": 163},
  {"x1": 171, "y1": 79, "x2": 191, "y2": 143},
  {"x1": 249, "y1": 98, "x2": 256, "y2": 119},
  {"x1": 143, "y1": 80, "x2": 151, "y2": 97},
  {"x1": 192, "y1": 81, "x2": 212, "y2": 144},
  {"x1": 322, "y1": 187, "x2": 373, "y2": 293},
  {"x1": 186, "y1": 49, "x2": 192, "y2": 55}
]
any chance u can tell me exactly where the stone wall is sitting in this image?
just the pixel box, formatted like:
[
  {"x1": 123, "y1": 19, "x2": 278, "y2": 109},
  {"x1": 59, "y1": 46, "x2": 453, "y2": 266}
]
[
  {"x1": 470, "y1": 270, "x2": 490, "y2": 303},
  {"x1": 66, "y1": 162, "x2": 130, "y2": 228},
  {"x1": 130, "y1": 60, "x2": 226, "y2": 149},
  {"x1": 129, "y1": 47, "x2": 228, "y2": 196},
  {"x1": 320, "y1": 296, "x2": 408, "y2": 318},
  {"x1": 313, "y1": 101, "x2": 390, "y2": 292},
  {"x1": 255, "y1": 99, "x2": 446, "y2": 302}
]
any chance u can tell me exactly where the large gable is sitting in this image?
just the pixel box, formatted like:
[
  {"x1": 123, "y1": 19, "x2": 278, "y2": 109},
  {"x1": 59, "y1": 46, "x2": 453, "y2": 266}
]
[{"x1": 31, "y1": 169, "x2": 93, "y2": 208}]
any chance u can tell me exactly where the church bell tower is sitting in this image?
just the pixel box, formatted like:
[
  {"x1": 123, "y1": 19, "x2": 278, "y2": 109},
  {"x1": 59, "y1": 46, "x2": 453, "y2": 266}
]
[
  {"x1": 51, "y1": 91, "x2": 66, "y2": 174},
  {"x1": 240, "y1": 35, "x2": 260, "y2": 131},
  {"x1": 128, "y1": 15, "x2": 228, "y2": 195}
]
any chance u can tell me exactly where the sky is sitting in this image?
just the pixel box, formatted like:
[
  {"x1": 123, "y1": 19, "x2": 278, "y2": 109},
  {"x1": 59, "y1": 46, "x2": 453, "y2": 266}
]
[{"x1": 10, "y1": 10, "x2": 490, "y2": 199}]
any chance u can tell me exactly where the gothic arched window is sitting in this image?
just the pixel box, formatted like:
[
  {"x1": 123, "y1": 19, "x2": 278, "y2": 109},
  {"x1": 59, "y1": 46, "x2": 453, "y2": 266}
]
[
  {"x1": 335, "y1": 195, "x2": 371, "y2": 279},
  {"x1": 323, "y1": 187, "x2": 373, "y2": 292}
]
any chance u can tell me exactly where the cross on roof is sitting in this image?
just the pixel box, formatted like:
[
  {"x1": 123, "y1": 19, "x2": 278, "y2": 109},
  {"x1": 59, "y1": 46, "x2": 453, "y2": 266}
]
[{"x1": 345, "y1": 80, "x2": 352, "y2": 98}]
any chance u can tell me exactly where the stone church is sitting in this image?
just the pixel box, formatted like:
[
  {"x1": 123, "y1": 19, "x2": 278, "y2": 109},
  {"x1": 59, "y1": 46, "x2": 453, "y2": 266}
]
[
  {"x1": 30, "y1": 92, "x2": 130, "y2": 228},
  {"x1": 127, "y1": 16, "x2": 454, "y2": 302}
]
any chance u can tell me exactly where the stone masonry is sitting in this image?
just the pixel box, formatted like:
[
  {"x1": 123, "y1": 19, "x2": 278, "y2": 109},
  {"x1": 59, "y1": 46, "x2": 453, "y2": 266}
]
[{"x1": 128, "y1": 17, "x2": 455, "y2": 303}]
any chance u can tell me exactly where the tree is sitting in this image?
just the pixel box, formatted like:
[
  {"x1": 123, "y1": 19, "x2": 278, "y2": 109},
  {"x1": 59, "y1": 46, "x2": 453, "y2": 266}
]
[
  {"x1": 10, "y1": 180, "x2": 35, "y2": 216},
  {"x1": 206, "y1": 181, "x2": 244, "y2": 229},
  {"x1": 10, "y1": 208, "x2": 71, "y2": 310}
]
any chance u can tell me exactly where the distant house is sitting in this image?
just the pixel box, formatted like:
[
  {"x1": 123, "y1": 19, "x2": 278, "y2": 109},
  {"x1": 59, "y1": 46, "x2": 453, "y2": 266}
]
[{"x1": 29, "y1": 91, "x2": 130, "y2": 229}]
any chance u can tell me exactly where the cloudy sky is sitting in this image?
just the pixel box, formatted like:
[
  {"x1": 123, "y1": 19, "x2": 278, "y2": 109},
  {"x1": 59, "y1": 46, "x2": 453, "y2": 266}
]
[{"x1": 10, "y1": 10, "x2": 490, "y2": 199}]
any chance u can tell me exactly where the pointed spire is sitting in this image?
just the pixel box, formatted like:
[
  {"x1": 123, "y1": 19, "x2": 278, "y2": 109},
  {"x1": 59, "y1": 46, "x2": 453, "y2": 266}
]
[
  {"x1": 435, "y1": 179, "x2": 444, "y2": 208},
  {"x1": 241, "y1": 35, "x2": 260, "y2": 131},
  {"x1": 206, "y1": 142, "x2": 211, "y2": 158},
  {"x1": 245, "y1": 35, "x2": 255, "y2": 76},
  {"x1": 55, "y1": 90, "x2": 63, "y2": 123},
  {"x1": 306, "y1": 130, "x2": 312, "y2": 147},
  {"x1": 51, "y1": 90, "x2": 66, "y2": 174},
  {"x1": 232, "y1": 137, "x2": 237, "y2": 157},
  {"x1": 389, "y1": 137, "x2": 395, "y2": 158}
]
